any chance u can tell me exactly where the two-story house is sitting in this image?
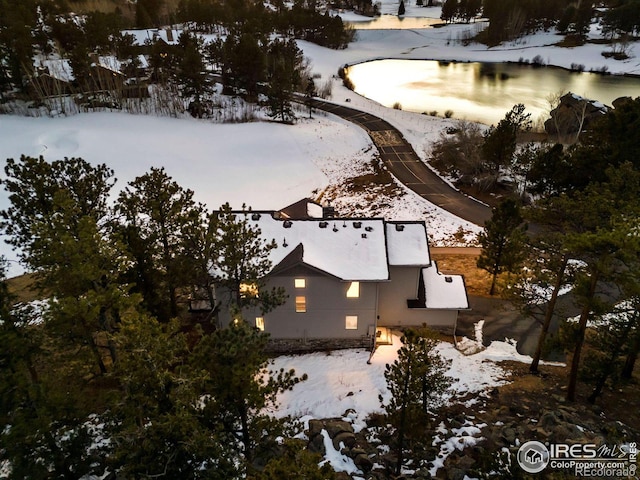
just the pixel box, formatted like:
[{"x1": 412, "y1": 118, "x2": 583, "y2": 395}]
[{"x1": 214, "y1": 200, "x2": 469, "y2": 351}]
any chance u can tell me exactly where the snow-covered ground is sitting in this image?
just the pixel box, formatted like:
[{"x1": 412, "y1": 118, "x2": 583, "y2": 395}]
[{"x1": 269, "y1": 331, "x2": 562, "y2": 476}]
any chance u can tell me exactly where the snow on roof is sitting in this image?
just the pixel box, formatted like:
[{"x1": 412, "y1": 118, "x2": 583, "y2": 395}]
[
  {"x1": 244, "y1": 213, "x2": 389, "y2": 281},
  {"x1": 95, "y1": 56, "x2": 123, "y2": 73},
  {"x1": 137, "y1": 54, "x2": 149, "y2": 69},
  {"x1": 122, "y1": 28, "x2": 182, "y2": 46},
  {"x1": 385, "y1": 221, "x2": 430, "y2": 266},
  {"x1": 422, "y1": 262, "x2": 468, "y2": 309},
  {"x1": 38, "y1": 58, "x2": 74, "y2": 82},
  {"x1": 307, "y1": 202, "x2": 324, "y2": 218}
]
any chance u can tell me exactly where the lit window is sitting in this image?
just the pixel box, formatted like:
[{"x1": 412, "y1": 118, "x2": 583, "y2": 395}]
[
  {"x1": 345, "y1": 315, "x2": 358, "y2": 330},
  {"x1": 255, "y1": 317, "x2": 265, "y2": 331},
  {"x1": 240, "y1": 282, "x2": 258, "y2": 298},
  {"x1": 295, "y1": 278, "x2": 306, "y2": 288},
  {"x1": 346, "y1": 281, "x2": 360, "y2": 298},
  {"x1": 295, "y1": 296, "x2": 306, "y2": 313}
]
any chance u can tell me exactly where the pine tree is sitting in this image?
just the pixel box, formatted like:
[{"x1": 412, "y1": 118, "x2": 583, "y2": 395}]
[
  {"x1": 108, "y1": 315, "x2": 238, "y2": 478},
  {"x1": 0, "y1": 259, "x2": 109, "y2": 479},
  {"x1": 440, "y1": 0, "x2": 458, "y2": 23},
  {"x1": 304, "y1": 77, "x2": 316, "y2": 119},
  {"x1": 116, "y1": 167, "x2": 200, "y2": 321},
  {"x1": 255, "y1": 439, "x2": 336, "y2": 479},
  {"x1": 175, "y1": 30, "x2": 213, "y2": 116},
  {"x1": 477, "y1": 199, "x2": 527, "y2": 296},
  {"x1": 481, "y1": 104, "x2": 532, "y2": 184},
  {"x1": 398, "y1": 0, "x2": 406, "y2": 16},
  {"x1": 1, "y1": 155, "x2": 114, "y2": 262},
  {"x1": 380, "y1": 328, "x2": 451, "y2": 475},
  {"x1": 0, "y1": 156, "x2": 127, "y2": 373},
  {"x1": 211, "y1": 203, "x2": 286, "y2": 320},
  {"x1": 561, "y1": 166, "x2": 640, "y2": 401},
  {"x1": 265, "y1": 38, "x2": 303, "y2": 124},
  {"x1": 192, "y1": 320, "x2": 307, "y2": 464}
]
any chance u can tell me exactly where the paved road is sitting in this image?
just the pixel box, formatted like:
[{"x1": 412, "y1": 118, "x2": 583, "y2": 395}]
[{"x1": 310, "y1": 99, "x2": 492, "y2": 226}]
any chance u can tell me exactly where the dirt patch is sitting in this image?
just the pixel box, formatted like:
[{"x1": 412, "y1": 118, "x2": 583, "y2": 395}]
[
  {"x1": 6, "y1": 273, "x2": 42, "y2": 304},
  {"x1": 431, "y1": 252, "x2": 496, "y2": 298},
  {"x1": 481, "y1": 360, "x2": 640, "y2": 435},
  {"x1": 344, "y1": 159, "x2": 403, "y2": 198}
]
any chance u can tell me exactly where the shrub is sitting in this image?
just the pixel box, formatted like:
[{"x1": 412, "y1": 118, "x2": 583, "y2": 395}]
[
  {"x1": 393, "y1": 101, "x2": 402, "y2": 110},
  {"x1": 318, "y1": 79, "x2": 333, "y2": 99},
  {"x1": 444, "y1": 109, "x2": 454, "y2": 118},
  {"x1": 429, "y1": 110, "x2": 438, "y2": 116},
  {"x1": 570, "y1": 63, "x2": 585, "y2": 72},
  {"x1": 531, "y1": 55, "x2": 545, "y2": 67}
]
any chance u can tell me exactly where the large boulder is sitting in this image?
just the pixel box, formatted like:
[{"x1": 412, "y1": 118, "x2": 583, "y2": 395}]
[{"x1": 544, "y1": 92, "x2": 609, "y2": 138}]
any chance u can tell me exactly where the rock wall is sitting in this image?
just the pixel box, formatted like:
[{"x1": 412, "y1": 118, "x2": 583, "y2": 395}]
[{"x1": 266, "y1": 336, "x2": 374, "y2": 354}]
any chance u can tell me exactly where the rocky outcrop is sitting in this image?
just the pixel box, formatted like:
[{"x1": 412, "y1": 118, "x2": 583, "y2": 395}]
[
  {"x1": 544, "y1": 92, "x2": 609, "y2": 138},
  {"x1": 307, "y1": 418, "x2": 379, "y2": 476}
]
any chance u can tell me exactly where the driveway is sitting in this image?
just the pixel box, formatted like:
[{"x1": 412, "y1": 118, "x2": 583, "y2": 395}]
[{"x1": 309, "y1": 99, "x2": 492, "y2": 226}]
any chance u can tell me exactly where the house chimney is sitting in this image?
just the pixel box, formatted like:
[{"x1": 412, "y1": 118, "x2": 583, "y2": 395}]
[{"x1": 323, "y1": 205, "x2": 336, "y2": 218}]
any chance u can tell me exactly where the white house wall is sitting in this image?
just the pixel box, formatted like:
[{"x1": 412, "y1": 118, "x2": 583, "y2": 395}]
[
  {"x1": 377, "y1": 266, "x2": 457, "y2": 329},
  {"x1": 218, "y1": 270, "x2": 377, "y2": 340}
]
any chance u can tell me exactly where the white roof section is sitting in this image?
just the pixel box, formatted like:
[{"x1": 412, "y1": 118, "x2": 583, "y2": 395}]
[
  {"x1": 38, "y1": 58, "x2": 74, "y2": 82},
  {"x1": 246, "y1": 214, "x2": 389, "y2": 281},
  {"x1": 94, "y1": 56, "x2": 123, "y2": 73},
  {"x1": 307, "y1": 202, "x2": 324, "y2": 218},
  {"x1": 137, "y1": 54, "x2": 149, "y2": 69},
  {"x1": 385, "y1": 222, "x2": 430, "y2": 266},
  {"x1": 422, "y1": 262, "x2": 468, "y2": 310},
  {"x1": 122, "y1": 28, "x2": 182, "y2": 46}
]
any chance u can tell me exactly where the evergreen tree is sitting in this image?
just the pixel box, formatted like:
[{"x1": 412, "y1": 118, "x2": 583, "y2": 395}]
[
  {"x1": 481, "y1": 103, "x2": 531, "y2": 186},
  {"x1": 211, "y1": 203, "x2": 286, "y2": 320},
  {"x1": 108, "y1": 315, "x2": 238, "y2": 478},
  {"x1": 380, "y1": 328, "x2": 452, "y2": 475},
  {"x1": 255, "y1": 439, "x2": 337, "y2": 479},
  {"x1": 192, "y1": 320, "x2": 307, "y2": 464},
  {"x1": 116, "y1": 167, "x2": 200, "y2": 321},
  {"x1": 583, "y1": 300, "x2": 640, "y2": 404},
  {"x1": 517, "y1": 196, "x2": 584, "y2": 373},
  {"x1": 222, "y1": 32, "x2": 266, "y2": 97},
  {"x1": 441, "y1": 0, "x2": 458, "y2": 23},
  {"x1": 560, "y1": 165, "x2": 640, "y2": 401},
  {"x1": 0, "y1": 259, "x2": 109, "y2": 479},
  {"x1": 265, "y1": 38, "x2": 303, "y2": 123},
  {"x1": 0, "y1": 156, "x2": 125, "y2": 374},
  {"x1": 175, "y1": 30, "x2": 213, "y2": 116},
  {"x1": 1, "y1": 155, "x2": 114, "y2": 263},
  {"x1": 477, "y1": 199, "x2": 527, "y2": 296},
  {"x1": 398, "y1": 0, "x2": 406, "y2": 16},
  {"x1": 304, "y1": 77, "x2": 317, "y2": 119}
]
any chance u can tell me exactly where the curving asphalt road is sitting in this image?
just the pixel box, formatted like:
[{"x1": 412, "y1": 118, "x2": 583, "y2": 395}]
[{"x1": 309, "y1": 99, "x2": 492, "y2": 226}]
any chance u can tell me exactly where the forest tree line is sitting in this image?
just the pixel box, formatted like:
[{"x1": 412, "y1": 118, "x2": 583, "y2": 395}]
[{"x1": 0, "y1": 0, "x2": 352, "y2": 119}]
